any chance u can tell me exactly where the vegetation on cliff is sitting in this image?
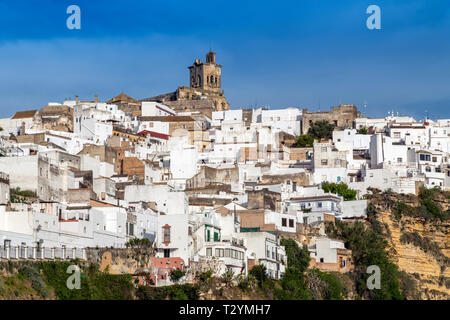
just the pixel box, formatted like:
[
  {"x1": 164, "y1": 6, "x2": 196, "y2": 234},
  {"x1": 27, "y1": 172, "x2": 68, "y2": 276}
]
[{"x1": 326, "y1": 220, "x2": 403, "y2": 300}]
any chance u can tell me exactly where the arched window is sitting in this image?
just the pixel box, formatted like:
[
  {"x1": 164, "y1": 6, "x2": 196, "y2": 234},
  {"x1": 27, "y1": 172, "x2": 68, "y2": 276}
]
[
  {"x1": 425, "y1": 166, "x2": 431, "y2": 172},
  {"x1": 210, "y1": 75, "x2": 214, "y2": 87},
  {"x1": 197, "y1": 75, "x2": 202, "y2": 87}
]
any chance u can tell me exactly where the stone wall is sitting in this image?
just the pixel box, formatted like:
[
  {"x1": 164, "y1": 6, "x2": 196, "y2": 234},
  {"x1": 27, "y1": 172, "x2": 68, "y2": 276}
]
[
  {"x1": 186, "y1": 166, "x2": 239, "y2": 189},
  {"x1": 302, "y1": 104, "x2": 361, "y2": 134}
]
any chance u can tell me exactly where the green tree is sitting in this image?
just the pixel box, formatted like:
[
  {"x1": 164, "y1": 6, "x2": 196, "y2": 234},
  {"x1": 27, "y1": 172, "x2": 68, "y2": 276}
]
[
  {"x1": 276, "y1": 268, "x2": 310, "y2": 300},
  {"x1": 326, "y1": 220, "x2": 403, "y2": 300},
  {"x1": 280, "y1": 238, "x2": 310, "y2": 272},
  {"x1": 307, "y1": 120, "x2": 335, "y2": 140},
  {"x1": 357, "y1": 126, "x2": 368, "y2": 134},
  {"x1": 293, "y1": 135, "x2": 314, "y2": 148},
  {"x1": 170, "y1": 269, "x2": 186, "y2": 282},
  {"x1": 321, "y1": 182, "x2": 357, "y2": 201},
  {"x1": 249, "y1": 265, "x2": 268, "y2": 288},
  {"x1": 125, "y1": 238, "x2": 155, "y2": 269}
]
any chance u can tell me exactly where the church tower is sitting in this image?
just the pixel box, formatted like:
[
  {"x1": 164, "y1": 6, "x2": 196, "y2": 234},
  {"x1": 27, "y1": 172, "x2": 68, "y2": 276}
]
[{"x1": 188, "y1": 50, "x2": 222, "y2": 93}]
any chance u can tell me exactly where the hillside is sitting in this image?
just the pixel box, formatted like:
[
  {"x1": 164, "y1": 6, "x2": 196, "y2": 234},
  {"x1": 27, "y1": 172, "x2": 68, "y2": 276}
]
[{"x1": 366, "y1": 188, "x2": 449, "y2": 299}]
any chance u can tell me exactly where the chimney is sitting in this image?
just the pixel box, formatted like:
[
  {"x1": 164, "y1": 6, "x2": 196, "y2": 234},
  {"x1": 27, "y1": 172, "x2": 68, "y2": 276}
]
[
  {"x1": 75, "y1": 95, "x2": 79, "y2": 104},
  {"x1": 95, "y1": 94, "x2": 98, "y2": 103}
]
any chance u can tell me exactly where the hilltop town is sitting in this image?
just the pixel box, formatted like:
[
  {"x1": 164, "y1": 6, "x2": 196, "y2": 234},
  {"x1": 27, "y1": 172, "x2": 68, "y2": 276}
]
[{"x1": 0, "y1": 51, "x2": 448, "y2": 299}]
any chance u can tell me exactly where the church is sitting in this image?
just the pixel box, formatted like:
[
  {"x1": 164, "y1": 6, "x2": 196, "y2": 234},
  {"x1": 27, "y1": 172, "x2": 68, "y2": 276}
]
[{"x1": 141, "y1": 50, "x2": 230, "y2": 118}]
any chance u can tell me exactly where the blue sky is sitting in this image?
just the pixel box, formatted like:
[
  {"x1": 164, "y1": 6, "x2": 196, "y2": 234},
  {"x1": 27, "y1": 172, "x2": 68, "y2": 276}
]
[{"x1": 0, "y1": 0, "x2": 449, "y2": 119}]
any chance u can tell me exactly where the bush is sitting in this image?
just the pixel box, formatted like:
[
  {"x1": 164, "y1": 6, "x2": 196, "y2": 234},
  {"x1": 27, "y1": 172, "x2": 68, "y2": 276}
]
[
  {"x1": 307, "y1": 120, "x2": 334, "y2": 140},
  {"x1": 249, "y1": 265, "x2": 268, "y2": 288},
  {"x1": 237, "y1": 275, "x2": 251, "y2": 292},
  {"x1": 322, "y1": 182, "x2": 357, "y2": 201},
  {"x1": 221, "y1": 270, "x2": 235, "y2": 287},
  {"x1": 276, "y1": 267, "x2": 310, "y2": 300},
  {"x1": 170, "y1": 269, "x2": 186, "y2": 282},
  {"x1": 293, "y1": 135, "x2": 314, "y2": 148},
  {"x1": 398, "y1": 271, "x2": 419, "y2": 300},
  {"x1": 18, "y1": 264, "x2": 48, "y2": 298},
  {"x1": 136, "y1": 283, "x2": 199, "y2": 300},
  {"x1": 39, "y1": 261, "x2": 133, "y2": 300},
  {"x1": 307, "y1": 269, "x2": 345, "y2": 300},
  {"x1": 357, "y1": 127, "x2": 369, "y2": 134},
  {"x1": 280, "y1": 238, "x2": 310, "y2": 272},
  {"x1": 326, "y1": 220, "x2": 403, "y2": 300}
]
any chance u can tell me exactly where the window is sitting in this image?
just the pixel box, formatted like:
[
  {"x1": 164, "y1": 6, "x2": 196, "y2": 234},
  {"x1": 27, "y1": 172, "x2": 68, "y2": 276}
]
[
  {"x1": 321, "y1": 147, "x2": 327, "y2": 152},
  {"x1": 393, "y1": 132, "x2": 400, "y2": 138},
  {"x1": 432, "y1": 157, "x2": 437, "y2": 162},
  {"x1": 293, "y1": 182, "x2": 297, "y2": 191},
  {"x1": 206, "y1": 248, "x2": 212, "y2": 256},
  {"x1": 420, "y1": 154, "x2": 431, "y2": 161},
  {"x1": 164, "y1": 249, "x2": 170, "y2": 258},
  {"x1": 215, "y1": 248, "x2": 224, "y2": 257},
  {"x1": 163, "y1": 227, "x2": 170, "y2": 243},
  {"x1": 225, "y1": 249, "x2": 230, "y2": 257},
  {"x1": 397, "y1": 157, "x2": 402, "y2": 163},
  {"x1": 127, "y1": 223, "x2": 134, "y2": 236},
  {"x1": 320, "y1": 258, "x2": 324, "y2": 263},
  {"x1": 317, "y1": 202, "x2": 322, "y2": 208},
  {"x1": 335, "y1": 159, "x2": 341, "y2": 166},
  {"x1": 321, "y1": 160, "x2": 328, "y2": 165},
  {"x1": 425, "y1": 166, "x2": 431, "y2": 172},
  {"x1": 282, "y1": 218, "x2": 287, "y2": 227},
  {"x1": 289, "y1": 219, "x2": 294, "y2": 228}
]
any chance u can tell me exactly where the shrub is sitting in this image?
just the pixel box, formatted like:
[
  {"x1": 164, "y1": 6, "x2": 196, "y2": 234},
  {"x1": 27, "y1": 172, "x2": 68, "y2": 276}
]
[
  {"x1": 357, "y1": 127, "x2": 368, "y2": 134},
  {"x1": 326, "y1": 220, "x2": 403, "y2": 300},
  {"x1": 221, "y1": 269, "x2": 235, "y2": 287},
  {"x1": 170, "y1": 269, "x2": 186, "y2": 282},
  {"x1": 321, "y1": 182, "x2": 357, "y2": 201},
  {"x1": 280, "y1": 238, "x2": 310, "y2": 272},
  {"x1": 293, "y1": 135, "x2": 314, "y2": 148},
  {"x1": 136, "y1": 284, "x2": 199, "y2": 300},
  {"x1": 307, "y1": 269, "x2": 345, "y2": 300},
  {"x1": 307, "y1": 120, "x2": 334, "y2": 140},
  {"x1": 18, "y1": 264, "x2": 48, "y2": 298},
  {"x1": 249, "y1": 265, "x2": 268, "y2": 288},
  {"x1": 276, "y1": 267, "x2": 310, "y2": 300}
]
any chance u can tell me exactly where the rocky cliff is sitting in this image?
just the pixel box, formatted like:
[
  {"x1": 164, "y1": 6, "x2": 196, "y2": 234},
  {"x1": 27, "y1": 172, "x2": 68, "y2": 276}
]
[{"x1": 367, "y1": 189, "x2": 449, "y2": 299}]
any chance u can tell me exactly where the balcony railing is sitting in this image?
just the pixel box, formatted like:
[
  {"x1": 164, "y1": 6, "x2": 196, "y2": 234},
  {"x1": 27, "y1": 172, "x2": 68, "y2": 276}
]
[{"x1": 0, "y1": 245, "x2": 86, "y2": 260}]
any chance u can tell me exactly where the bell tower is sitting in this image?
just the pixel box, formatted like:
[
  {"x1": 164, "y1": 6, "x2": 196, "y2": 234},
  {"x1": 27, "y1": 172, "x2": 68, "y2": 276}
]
[{"x1": 188, "y1": 50, "x2": 222, "y2": 93}]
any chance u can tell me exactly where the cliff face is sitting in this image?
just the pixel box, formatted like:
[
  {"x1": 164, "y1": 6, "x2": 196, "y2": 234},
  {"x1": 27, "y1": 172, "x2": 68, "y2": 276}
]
[{"x1": 368, "y1": 190, "x2": 449, "y2": 300}]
